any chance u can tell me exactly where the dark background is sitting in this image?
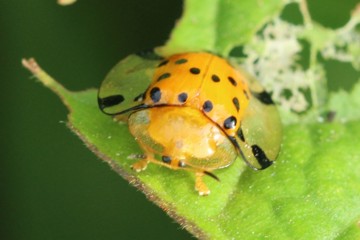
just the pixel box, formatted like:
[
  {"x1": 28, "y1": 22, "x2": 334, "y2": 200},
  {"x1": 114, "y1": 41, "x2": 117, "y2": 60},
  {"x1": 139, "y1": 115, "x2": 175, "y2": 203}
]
[{"x1": 1, "y1": 1, "x2": 359, "y2": 239}]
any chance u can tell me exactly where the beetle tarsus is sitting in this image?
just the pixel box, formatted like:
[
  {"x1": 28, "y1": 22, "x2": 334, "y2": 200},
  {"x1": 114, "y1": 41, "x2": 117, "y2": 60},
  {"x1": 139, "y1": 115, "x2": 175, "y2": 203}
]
[
  {"x1": 195, "y1": 172, "x2": 210, "y2": 196},
  {"x1": 131, "y1": 159, "x2": 149, "y2": 172}
]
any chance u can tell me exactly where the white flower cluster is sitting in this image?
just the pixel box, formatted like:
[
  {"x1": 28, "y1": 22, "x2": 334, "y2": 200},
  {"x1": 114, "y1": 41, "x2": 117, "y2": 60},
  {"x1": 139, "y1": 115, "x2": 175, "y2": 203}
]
[
  {"x1": 242, "y1": 18, "x2": 312, "y2": 112},
  {"x1": 242, "y1": 4, "x2": 360, "y2": 114}
]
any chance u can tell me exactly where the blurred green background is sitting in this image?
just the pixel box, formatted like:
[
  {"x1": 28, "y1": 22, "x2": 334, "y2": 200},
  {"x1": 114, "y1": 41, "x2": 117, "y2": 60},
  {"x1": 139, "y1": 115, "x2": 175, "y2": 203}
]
[{"x1": 1, "y1": 1, "x2": 359, "y2": 239}]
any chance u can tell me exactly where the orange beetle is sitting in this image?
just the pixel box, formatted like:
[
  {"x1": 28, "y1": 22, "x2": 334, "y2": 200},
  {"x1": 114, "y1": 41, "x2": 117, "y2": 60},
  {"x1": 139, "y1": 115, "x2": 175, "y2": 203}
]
[{"x1": 98, "y1": 52, "x2": 282, "y2": 195}]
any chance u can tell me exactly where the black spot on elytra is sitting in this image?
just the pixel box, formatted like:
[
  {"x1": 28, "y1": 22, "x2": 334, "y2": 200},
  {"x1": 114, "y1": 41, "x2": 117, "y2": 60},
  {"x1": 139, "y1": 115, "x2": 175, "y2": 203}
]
[
  {"x1": 232, "y1": 97, "x2": 240, "y2": 112},
  {"x1": 252, "y1": 91, "x2": 274, "y2": 105},
  {"x1": 157, "y1": 60, "x2": 169, "y2": 67},
  {"x1": 224, "y1": 116, "x2": 237, "y2": 129},
  {"x1": 190, "y1": 67, "x2": 200, "y2": 74},
  {"x1": 211, "y1": 74, "x2": 220, "y2": 82},
  {"x1": 228, "y1": 76, "x2": 237, "y2": 86},
  {"x1": 98, "y1": 95, "x2": 124, "y2": 110},
  {"x1": 175, "y1": 58, "x2": 188, "y2": 64},
  {"x1": 157, "y1": 73, "x2": 171, "y2": 81},
  {"x1": 178, "y1": 92, "x2": 188, "y2": 103},
  {"x1": 150, "y1": 87, "x2": 161, "y2": 103},
  {"x1": 251, "y1": 145, "x2": 273, "y2": 169},
  {"x1": 202, "y1": 100, "x2": 213, "y2": 112},
  {"x1": 243, "y1": 89, "x2": 249, "y2": 99}
]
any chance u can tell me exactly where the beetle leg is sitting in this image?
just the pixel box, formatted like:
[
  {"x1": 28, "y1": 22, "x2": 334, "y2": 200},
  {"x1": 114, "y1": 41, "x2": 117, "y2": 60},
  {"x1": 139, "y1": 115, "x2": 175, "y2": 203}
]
[
  {"x1": 195, "y1": 172, "x2": 210, "y2": 196},
  {"x1": 131, "y1": 159, "x2": 149, "y2": 172},
  {"x1": 131, "y1": 152, "x2": 152, "y2": 172}
]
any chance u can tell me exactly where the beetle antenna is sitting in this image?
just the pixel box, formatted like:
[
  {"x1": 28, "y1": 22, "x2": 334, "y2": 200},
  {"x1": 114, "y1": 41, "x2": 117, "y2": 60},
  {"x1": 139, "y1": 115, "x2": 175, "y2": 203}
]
[{"x1": 204, "y1": 171, "x2": 220, "y2": 182}]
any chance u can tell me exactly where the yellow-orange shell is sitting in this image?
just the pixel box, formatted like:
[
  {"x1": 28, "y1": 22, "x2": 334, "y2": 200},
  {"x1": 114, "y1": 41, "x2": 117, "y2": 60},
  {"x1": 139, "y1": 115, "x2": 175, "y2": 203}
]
[{"x1": 143, "y1": 52, "x2": 250, "y2": 137}]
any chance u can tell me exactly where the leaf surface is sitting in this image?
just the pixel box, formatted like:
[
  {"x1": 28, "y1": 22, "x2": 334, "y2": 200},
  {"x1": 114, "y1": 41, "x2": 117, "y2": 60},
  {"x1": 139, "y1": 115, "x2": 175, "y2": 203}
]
[{"x1": 23, "y1": 57, "x2": 360, "y2": 239}]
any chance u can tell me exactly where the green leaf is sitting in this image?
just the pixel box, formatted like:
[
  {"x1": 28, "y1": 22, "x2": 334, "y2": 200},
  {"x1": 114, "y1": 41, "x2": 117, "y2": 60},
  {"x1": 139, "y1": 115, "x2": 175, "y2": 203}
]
[
  {"x1": 23, "y1": 58, "x2": 360, "y2": 239},
  {"x1": 157, "y1": 0, "x2": 284, "y2": 56},
  {"x1": 327, "y1": 80, "x2": 360, "y2": 122}
]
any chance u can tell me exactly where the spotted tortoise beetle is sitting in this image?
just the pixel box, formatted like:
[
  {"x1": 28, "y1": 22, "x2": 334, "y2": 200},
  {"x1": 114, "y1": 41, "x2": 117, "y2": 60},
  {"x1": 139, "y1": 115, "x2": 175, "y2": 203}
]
[{"x1": 98, "y1": 52, "x2": 282, "y2": 196}]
